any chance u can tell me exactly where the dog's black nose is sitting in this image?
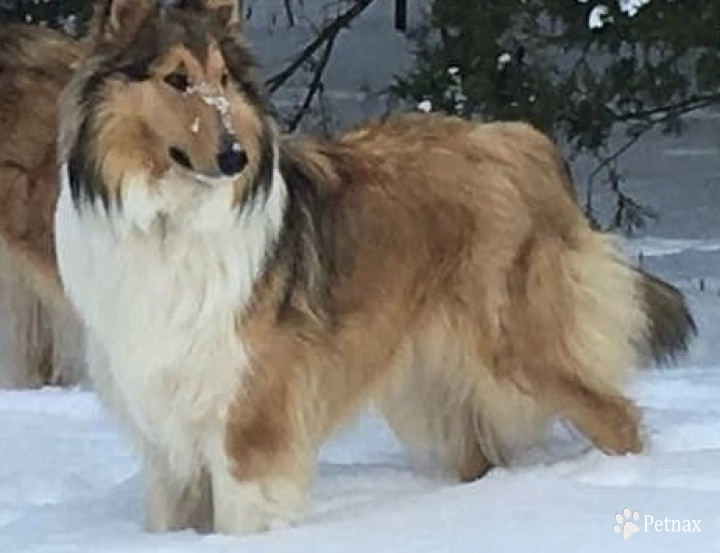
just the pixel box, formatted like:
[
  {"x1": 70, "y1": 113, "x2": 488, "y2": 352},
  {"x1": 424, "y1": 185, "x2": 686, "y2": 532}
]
[{"x1": 216, "y1": 141, "x2": 248, "y2": 176}]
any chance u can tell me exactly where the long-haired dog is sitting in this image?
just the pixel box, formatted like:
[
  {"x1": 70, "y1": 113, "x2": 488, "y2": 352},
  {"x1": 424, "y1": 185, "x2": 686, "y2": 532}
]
[
  {"x1": 54, "y1": 0, "x2": 695, "y2": 535},
  {"x1": 0, "y1": 24, "x2": 85, "y2": 386}
]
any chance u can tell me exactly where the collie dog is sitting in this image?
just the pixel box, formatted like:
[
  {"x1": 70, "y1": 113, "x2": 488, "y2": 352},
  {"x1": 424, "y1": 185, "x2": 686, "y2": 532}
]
[
  {"x1": 0, "y1": 24, "x2": 85, "y2": 386},
  {"x1": 54, "y1": 0, "x2": 695, "y2": 535}
]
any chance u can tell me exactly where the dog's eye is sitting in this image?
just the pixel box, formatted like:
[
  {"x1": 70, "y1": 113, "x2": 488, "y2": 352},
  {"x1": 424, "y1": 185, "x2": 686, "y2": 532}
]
[{"x1": 164, "y1": 72, "x2": 190, "y2": 92}]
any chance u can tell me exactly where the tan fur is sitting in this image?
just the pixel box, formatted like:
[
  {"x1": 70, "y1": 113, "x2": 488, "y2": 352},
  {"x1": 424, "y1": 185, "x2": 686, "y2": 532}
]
[
  {"x1": 0, "y1": 24, "x2": 86, "y2": 387},
  {"x1": 0, "y1": 257, "x2": 84, "y2": 387},
  {"x1": 0, "y1": 24, "x2": 80, "y2": 299},
  {"x1": 223, "y1": 117, "x2": 658, "y2": 491}
]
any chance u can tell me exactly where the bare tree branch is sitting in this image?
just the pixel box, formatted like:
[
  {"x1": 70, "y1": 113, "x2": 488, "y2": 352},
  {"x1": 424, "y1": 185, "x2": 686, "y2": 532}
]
[
  {"x1": 394, "y1": 0, "x2": 407, "y2": 32},
  {"x1": 265, "y1": 0, "x2": 376, "y2": 94},
  {"x1": 613, "y1": 93, "x2": 720, "y2": 123},
  {"x1": 583, "y1": 125, "x2": 647, "y2": 223},
  {"x1": 586, "y1": 128, "x2": 648, "y2": 195},
  {"x1": 582, "y1": 93, "x2": 717, "y2": 231},
  {"x1": 283, "y1": 0, "x2": 295, "y2": 27},
  {"x1": 286, "y1": 32, "x2": 338, "y2": 131},
  {"x1": 589, "y1": 93, "x2": 720, "y2": 197}
]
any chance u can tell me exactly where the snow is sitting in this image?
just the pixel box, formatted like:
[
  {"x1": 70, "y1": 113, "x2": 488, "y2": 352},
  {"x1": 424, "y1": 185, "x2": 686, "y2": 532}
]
[
  {"x1": 584, "y1": 0, "x2": 652, "y2": 29},
  {"x1": 625, "y1": 237, "x2": 720, "y2": 258},
  {"x1": 618, "y1": 0, "x2": 652, "y2": 17},
  {"x1": 497, "y1": 52, "x2": 512, "y2": 70},
  {"x1": 0, "y1": 278, "x2": 719, "y2": 551},
  {"x1": 416, "y1": 100, "x2": 433, "y2": 113},
  {"x1": 588, "y1": 5, "x2": 612, "y2": 30}
]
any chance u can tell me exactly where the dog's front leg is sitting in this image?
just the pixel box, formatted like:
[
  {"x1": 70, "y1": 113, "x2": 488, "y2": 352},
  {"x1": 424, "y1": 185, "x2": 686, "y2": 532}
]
[
  {"x1": 205, "y1": 353, "x2": 317, "y2": 535},
  {"x1": 205, "y1": 428, "x2": 312, "y2": 535},
  {"x1": 207, "y1": 454, "x2": 309, "y2": 534},
  {"x1": 143, "y1": 455, "x2": 213, "y2": 533}
]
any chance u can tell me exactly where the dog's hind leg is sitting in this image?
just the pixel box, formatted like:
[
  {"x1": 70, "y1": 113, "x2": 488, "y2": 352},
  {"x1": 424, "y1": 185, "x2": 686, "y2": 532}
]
[
  {"x1": 524, "y1": 373, "x2": 642, "y2": 455},
  {"x1": 496, "y1": 232, "x2": 647, "y2": 455},
  {"x1": 377, "y1": 362, "x2": 494, "y2": 481},
  {"x1": 376, "y1": 322, "x2": 550, "y2": 479}
]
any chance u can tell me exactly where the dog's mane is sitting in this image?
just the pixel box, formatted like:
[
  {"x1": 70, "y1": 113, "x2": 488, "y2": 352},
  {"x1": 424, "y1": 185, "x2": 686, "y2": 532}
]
[{"x1": 267, "y1": 138, "x2": 352, "y2": 328}]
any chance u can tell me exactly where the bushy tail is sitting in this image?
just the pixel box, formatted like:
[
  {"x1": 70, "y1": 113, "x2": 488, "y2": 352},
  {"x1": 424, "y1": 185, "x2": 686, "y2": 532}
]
[
  {"x1": 557, "y1": 154, "x2": 696, "y2": 367},
  {"x1": 634, "y1": 268, "x2": 696, "y2": 366}
]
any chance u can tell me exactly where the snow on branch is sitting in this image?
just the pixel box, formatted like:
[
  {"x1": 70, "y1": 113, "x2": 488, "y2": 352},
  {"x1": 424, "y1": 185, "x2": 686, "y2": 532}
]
[{"x1": 579, "y1": 0, "x2": 652, "y2": 29}]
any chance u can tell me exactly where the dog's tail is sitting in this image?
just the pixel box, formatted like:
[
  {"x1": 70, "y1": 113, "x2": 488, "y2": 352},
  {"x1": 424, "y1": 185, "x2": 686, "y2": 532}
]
[
  {"x1": 556, "y1": 151, "x2": 696, "y2": 366},
  {"x1": 634, "y1": 268, "x2": 696, "y2": 366},
  {"x1": 378, "y1": 231, "x2": 697, "y2": 472}
]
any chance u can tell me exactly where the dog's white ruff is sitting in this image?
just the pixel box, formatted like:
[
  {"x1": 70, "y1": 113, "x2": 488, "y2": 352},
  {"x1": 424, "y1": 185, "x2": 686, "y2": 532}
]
[{"x1": 54, "y1": 158, "x2": 295, "y2": 533}]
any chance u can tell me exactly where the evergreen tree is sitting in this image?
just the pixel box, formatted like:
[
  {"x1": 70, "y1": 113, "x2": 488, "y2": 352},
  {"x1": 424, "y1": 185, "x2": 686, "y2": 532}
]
[
  {"x1": 395, "y1": 0, "x2": 720, "y2": 232},
  {"x1": 0, "y1": 0, "x2": 92, "y2": 35}
]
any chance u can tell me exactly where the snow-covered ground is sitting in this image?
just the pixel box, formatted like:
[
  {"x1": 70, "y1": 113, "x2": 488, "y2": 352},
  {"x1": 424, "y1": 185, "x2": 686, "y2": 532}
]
[{"x1": 0, "y1": 286, "x2": 719, "y2": 553}]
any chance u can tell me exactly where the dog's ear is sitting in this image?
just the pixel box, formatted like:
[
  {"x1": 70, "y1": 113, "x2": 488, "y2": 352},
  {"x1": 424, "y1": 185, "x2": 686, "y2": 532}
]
[
  {"x1": 91, "y1": 0, "x2": 155, "y2": 46},
  {"x1": 205, "y1": 0, "x2": 242, "y2": 28}
]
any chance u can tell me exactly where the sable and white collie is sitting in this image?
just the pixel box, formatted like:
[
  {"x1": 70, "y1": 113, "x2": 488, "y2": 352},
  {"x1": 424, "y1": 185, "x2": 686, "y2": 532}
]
[
  {"x1": 0, "y1": 24, "x2": 86, "y2": 387},
  {"x1": 55, "y1": 0, "x2": 695, "y2": 535}
]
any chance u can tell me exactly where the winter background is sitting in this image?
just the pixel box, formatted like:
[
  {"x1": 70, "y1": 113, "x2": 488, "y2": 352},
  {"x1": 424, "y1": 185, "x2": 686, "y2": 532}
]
[{"x1": 1, "y1": 0, "x2": 720, "y2": 551}]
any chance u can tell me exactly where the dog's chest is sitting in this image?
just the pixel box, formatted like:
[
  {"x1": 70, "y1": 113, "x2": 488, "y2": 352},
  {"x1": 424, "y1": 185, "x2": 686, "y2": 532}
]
[{"x1": 55, "y1": 191, "x2": 259, "y2": 457}]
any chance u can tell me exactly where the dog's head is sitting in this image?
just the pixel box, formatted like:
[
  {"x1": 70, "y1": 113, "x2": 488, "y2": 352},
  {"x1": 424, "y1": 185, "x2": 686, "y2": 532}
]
[{"x1": 61, "y1": 0, "x2": 276, "y2": 231}]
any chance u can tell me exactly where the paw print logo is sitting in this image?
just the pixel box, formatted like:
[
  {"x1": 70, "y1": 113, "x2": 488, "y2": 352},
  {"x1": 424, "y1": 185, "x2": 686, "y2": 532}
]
[{"x1": 614, "y1": 508, "x2": 640, "y2": 540}]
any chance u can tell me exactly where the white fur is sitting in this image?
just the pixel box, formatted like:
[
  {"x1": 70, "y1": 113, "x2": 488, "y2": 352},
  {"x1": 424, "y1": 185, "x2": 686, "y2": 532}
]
[
  {"x1": 55, "y1": 156, "x2": 288, "y2": 532},
  {"x1": 205, "y1": 433, "x2": 307, "y2": 534}
]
